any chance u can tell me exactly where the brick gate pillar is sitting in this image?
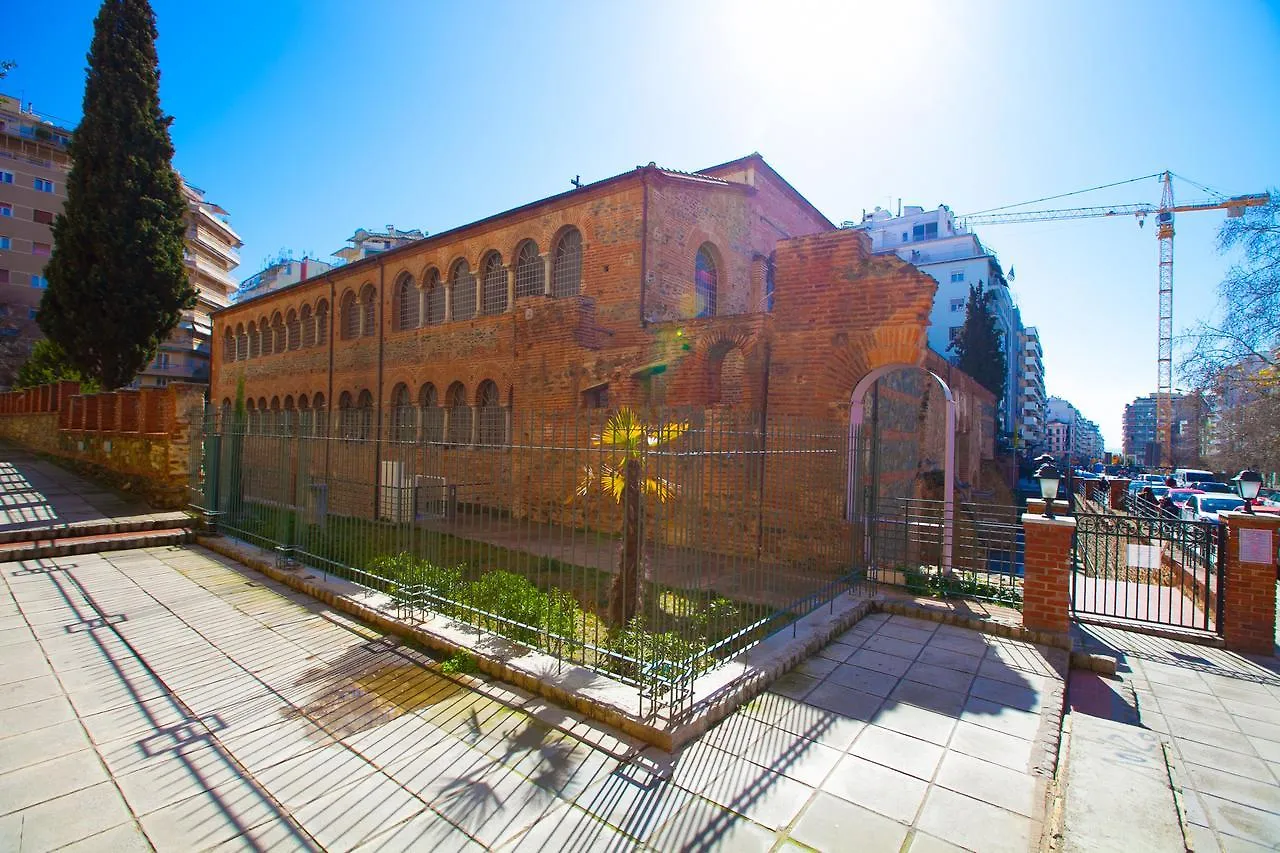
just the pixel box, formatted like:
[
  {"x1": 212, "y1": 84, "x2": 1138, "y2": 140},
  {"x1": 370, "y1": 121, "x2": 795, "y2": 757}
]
[
  {"x1": 1109, "y1": 478, "x2": 1130, "y2": 510},
  {"x1": 1220, "y1": 511, "x2": 1280, "y2": 656},
  {"x1": 1022, "y1": 513, "x2": 1076, "y2": 639}
]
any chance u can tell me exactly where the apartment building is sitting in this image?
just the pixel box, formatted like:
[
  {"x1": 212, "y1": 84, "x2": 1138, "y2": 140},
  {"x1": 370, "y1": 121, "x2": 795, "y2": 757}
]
[
  {"x1": 0, "y1": 94, "x2": 72, "y2": 389},
  {"x1": 236, "y1": 256, "x2": 333, "y2": 303},
  {"x1": 1047, "y1": 396, "x2": 1104, "y2": 465},
  {"x1": 1122, "y1": 392, "x2": 1205, "y2": 468},
  {"x1": 134, "y1": 181, "x2": 242, "y2": 388},
  {"x1": 853, "y1": 204, "x2": 1025, "y2": 438},
  {"x1": 332, "y1": 226, "x2": 425, "y2": 264},
  {"x1": 1018, "y1": 324, "x2": 1046, "y2": 452}
]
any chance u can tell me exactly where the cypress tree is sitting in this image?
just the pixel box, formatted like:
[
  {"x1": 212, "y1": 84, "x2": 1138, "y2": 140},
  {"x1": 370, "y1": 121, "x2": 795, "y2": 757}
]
[
  {"x1": 950, "y1": 282, "x2": 1007, "y2": 406},
  {"x1": 39, "y1": 0, "x2": 194, "y2": 390}
]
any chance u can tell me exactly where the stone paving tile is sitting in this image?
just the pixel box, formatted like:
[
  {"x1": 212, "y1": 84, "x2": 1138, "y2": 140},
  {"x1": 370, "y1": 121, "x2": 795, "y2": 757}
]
[
  {"x1": 848, "y1": 724, "x2": 945, "y2": 781},
  {"x1": 790, "y1": 790, "x2": 909, "y2": 853},
  {"x1": 822, "y1": 753, "x2": 928, "y2": 823},
  {"x1": 0, "y1": 780, "x2": 134, "y2": 851},
  {"x1": 916, "y1": 786, "x2": 1041, "y2": 853}
]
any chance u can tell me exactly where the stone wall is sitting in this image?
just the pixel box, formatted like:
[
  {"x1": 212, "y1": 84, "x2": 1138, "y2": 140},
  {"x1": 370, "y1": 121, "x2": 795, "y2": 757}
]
[{"x1": 0, "y1": 381, "x2": 205, "y2": 509}]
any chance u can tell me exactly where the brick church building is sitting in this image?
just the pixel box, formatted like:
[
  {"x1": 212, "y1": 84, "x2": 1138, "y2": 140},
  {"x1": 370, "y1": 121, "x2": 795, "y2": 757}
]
[{"x1": 210, "y1": 154, "x2": 995, "y2": 494}]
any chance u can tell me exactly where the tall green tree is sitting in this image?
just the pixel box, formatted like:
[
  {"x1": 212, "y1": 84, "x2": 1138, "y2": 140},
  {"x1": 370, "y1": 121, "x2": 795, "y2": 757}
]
[
  {"x1": 14, "y1": 339, "x2": 100, "y2": 391},
  {"x1": 950, "y1": 282, "x2": 1007, "y2": 405},
  {"x1": 38, "y1": 0, "x2": 193, "y2": 390}
]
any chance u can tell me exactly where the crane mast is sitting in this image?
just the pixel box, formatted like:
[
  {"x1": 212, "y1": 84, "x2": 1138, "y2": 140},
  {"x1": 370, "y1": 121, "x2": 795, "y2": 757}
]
[{"x1": 1157, "y1": 172, "x2": 1175, "y2": 468}]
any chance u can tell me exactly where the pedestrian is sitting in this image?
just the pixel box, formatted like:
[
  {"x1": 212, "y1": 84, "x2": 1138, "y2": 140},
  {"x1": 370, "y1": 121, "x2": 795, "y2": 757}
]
[
  {"x1": 1137, "y1": 486, "x2": 1155, "y2": 512},
  {"x1": 1165, "y1": 475, "x2": 1177, "y2": 488},
  {"x1": 1159, "y1": 494, "x2": 1178, "y2": 518}
]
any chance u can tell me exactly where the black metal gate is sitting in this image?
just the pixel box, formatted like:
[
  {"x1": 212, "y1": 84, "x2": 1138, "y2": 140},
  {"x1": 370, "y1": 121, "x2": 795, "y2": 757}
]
[{"x1": 1071, "y1": 510, "x2": 1224, "y2": 633}]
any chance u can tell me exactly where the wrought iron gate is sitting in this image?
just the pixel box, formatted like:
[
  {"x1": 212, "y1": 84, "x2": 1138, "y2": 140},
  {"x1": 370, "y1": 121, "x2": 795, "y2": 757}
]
[{"x1": 1071, "y1": 511, "x2": 1223, "y2": 633}]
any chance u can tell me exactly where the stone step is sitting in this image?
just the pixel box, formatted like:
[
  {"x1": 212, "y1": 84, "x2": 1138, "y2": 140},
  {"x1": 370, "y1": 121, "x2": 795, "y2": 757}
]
[
  {"x1": 0, "y1": 528, "x2": 194, "y2": 562},
  {"x1": 0, "y1": 512, "x2": 192, "y2": 545}
]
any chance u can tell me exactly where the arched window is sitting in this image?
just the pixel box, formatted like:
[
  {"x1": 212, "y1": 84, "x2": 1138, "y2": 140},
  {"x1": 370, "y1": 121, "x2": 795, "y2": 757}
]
[
  {"x1": 695, "y1": 244, "x2": 718, "y2": 318},
  {"x1": 390, "y1": 383, "x2": 414, "y2": 441},
  {"x1": 235, "y1": 324, "x2": 247, "y2": 361},
  {"x1": 298, "y1": 394, "x2": 312, "y2": 436},
  {"x1": 424, "y1": 268, "x2": 445, "y2": 325},
  {"x1": 301, "y1": 305, "x2": 315, "y2": 347},
  {"x1": 360, "y1": 284, "x2": 377, "y2": 336},
  {"x1": 283, "y1": 395, "x2": 295, "y2": 431},
  {"x1": 477, "y1": 380, "x2": 505, "y2": 446},
  {"x1": 357, "y1": 389, "x2": 374, "y2": 439},
  {"x1": 340, "y1": 291, "x2": 359, "y2": 340},
  {"x1": 271, "y1": 313, "x2": 286, "y2": 354},
  {"x1": 446, "y1": 381, "x2": 470, "y2": 444},
  {"x1": 714, "y1": 347, "x2": 747, "y2": 406},
  {"x1": 419, "y1": 382, "x2": 443, "y2": 443},
  {"x1": 481, "y1": 252, "x2": 508, "y2": 315},
  {"x1": 245, "y1": 398, "x2": 257, "y2": 433},
  {"x1": 514, "y1": 240, "x2": 544, "y2": 298},
  {"x1": 312, "y1": 392, "x2": 326, "y2": 436},
  {"x1": 248, "y1": 322, "x2": 260, "y2": 358},
  {"x1": 551, "y1": 228, "x2": 582, "y2": 298},
  {"x1": 286, "y1": 310, "x2": 300, "y2": 350},
  {"x1": 223, "y1": 328, "x2": 235, "y2": 363},
  {"x1": 258, "y1": 317, "x2": 270, "y2": 356},
  {"x1": 316, "y1": 299, "x2": 330, "y2": 342},
  {"x1": 450, "y1": 260, "x2": 476, "y2": 321},
  {"x1": 395, "y1": 273, "x2": 419, "y2": 331},
  {"x1": 269, "y1": 396, "x2": 281, "y2": 431},
  {"x1": 220, "y1": 398, "x2": 232, "y2": 430}
]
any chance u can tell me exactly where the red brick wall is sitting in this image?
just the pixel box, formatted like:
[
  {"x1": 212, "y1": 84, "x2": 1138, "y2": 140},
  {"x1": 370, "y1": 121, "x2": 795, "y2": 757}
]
[
  {"x1": 1021, "y1": 515, "x2": 1075, "y2": 635},
  {"x1": 1221, "y1": 512, "x2": 1280, "y2": 655}
]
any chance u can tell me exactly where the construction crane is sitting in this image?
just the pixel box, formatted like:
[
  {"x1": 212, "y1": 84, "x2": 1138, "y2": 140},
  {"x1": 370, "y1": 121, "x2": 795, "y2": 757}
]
[{"x1": 958, "y1": 172, "x2": 1269, "y2": 468}]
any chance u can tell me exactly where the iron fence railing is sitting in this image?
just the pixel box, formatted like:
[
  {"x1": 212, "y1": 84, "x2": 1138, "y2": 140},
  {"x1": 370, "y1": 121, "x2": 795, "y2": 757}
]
[
  {"x1": 190, "y1": 405, "x2": 869, "y2": 714},
  {"x1": 862, "y1": 498, "x2": 1024, "y2": 608}
]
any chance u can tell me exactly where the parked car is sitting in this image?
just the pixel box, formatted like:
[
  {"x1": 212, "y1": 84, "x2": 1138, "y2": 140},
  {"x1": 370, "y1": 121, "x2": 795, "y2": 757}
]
[
  {"x1": 1141, "y1": 474, "x2": 1167, "y2": 486},
  {"x1": 1195, "y1": 482, "x2": 1235, "y2": 495},
  {"x1": 1181, "y1": 494, "x2": 1246, "y2": 523},
  {"x1": 1167, "y1": 488, "x2": 1204, "y2": 508},
  {"x1": 1174, "y1": 468, "x2": 1217, "y2": 487}
]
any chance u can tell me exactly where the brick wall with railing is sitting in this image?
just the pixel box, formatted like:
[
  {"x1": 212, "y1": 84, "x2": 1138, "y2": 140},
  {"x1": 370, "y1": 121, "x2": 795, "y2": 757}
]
[{"x1": 0, "y1": 381, "x2": 206, "y2": 508}]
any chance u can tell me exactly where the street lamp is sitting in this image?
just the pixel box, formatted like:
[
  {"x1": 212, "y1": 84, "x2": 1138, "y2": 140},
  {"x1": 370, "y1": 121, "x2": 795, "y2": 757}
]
[
  {"x1": 1233, "y1": 469, "x2": 1262, "y2": 514},
  {"x1": 1035, "y1": 461, "x2": 1061, "y2": 519}
]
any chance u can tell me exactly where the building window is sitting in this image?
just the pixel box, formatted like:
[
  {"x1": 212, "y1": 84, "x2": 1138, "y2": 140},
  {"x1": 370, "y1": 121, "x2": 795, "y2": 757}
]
[
  {"x1": 551, "y1": 228, "x2": 582, "y2": 298},
  {"x1": 301, "y1": 305, "x2": 315, "y2": 347},
  {"x1": 481, "y1": 252, "x2": 508, "y2": 315},
  {"x1": 155, "y1": 352, "x2": 171, "y2": 369},
  {"x1": 514, "y1": 240, "x2": 543, "y2": 297},
  {"x1": 286, "y1": 309, "x2": 300, "y2": 349},
  {"x1": 949, "y1": 326, "x2": 963, "y2": 345},
  {"x1": 0, "y1": 172, "x2": 12, "y2": 184},
  {"x1": 33, "y1": 178, "x2": 54, "y2": 193},
  {"x1": 0, "y1": 270, "x2": 9, "y2": 284},
  {"x1": 0, "y1": 204, "x2": 10, "y2": 217},
  {"x1": 395, "y1": 273, "x2": 418, "y2": 330},
  {"x1": 0, "y1": 237, "x2": 9, "y2": 250},
  {"x1": 30, "y1": 274, "x2": 48, "y2": 289},
  {"x1": 582, "y1": 383, "x2": 609, "y2": 409},
  {"x1": 477, "y1": 379, "x2": 505, "y2": 445},
  {"x1": 340, "y1": 291, "x2": 359, "y2": 339},
  {"x1": 33, "y1": 210, "x2": 53, "y2": 225},
  {"x1": 912, "y1": 222, "x2": 938, "y2": 241},
  {"x1": 33, "y1": 242, "x2": 50, "y2": 256},
  {"x1": 28, "y1": 308, "x2": 37, "y2": 320},
  {"x1": 694, "y1": 244, "x2": 718, "y2": 318},
  {"x1": 155, "y1": 377, "x2": 168, "y2": 388},
  {"x1": 316, "y1": 299, "x2": 329, "y2": 341},
  {"x1": 419, "y1": 383, "x2": 443, "y2": 442},
  {"x1": 446, "y1": 381, "x2": 470, "y2": 444},
  {"x1": 765, "y1": 252, "x2": 776, "y2": 312},
  {"x1": 360, "y1": 284, "x2": 376, "y2": 336},
  {"x1": 424, "y1": 268, "x2": 445, "y2": 325},
  {"x1": 950, "y1": 270, "x2": 964, "y2": 283},
  {"x1": 391, "y1": 383, "x2": 414, "y2": 441},
  {"x1": 450, "y1": 260, "x2": 476, "y2": 321},
  {"x1": 950, "y1": 298, "x2": 965, "y2": 312}
]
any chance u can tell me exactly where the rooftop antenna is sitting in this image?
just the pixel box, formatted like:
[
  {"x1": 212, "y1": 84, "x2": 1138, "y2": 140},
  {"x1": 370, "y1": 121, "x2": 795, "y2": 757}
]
[{"x1": 570, "y1": 175, "x2": 582, "y2": 189}]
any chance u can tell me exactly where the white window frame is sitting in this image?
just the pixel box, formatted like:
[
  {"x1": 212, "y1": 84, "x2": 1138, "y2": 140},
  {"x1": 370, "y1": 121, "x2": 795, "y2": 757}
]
[
  {"x1": 950, "y1": 270, "x2": 965, "y2": 283},
  {"x1": 0, "y1": 237, "x2": 9, "y2": 250},
  {"x1": 0, "y1": 172, "x2": 12, "y2": 184},
  {"x1": 33, "y1": 178, "x2": 54, "y2": 193},
  {"x1": 30, "y1": 274, "x2": 48, "y2": 289},
  {"x1": 0, "y1": 204, "x2": 10, "y2": 216}
]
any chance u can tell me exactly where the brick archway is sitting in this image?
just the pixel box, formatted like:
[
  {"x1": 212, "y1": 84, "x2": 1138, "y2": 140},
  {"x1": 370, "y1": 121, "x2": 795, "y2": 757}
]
[{"x1": 848, "y1": 362, "x2": 958, "y2": 573}]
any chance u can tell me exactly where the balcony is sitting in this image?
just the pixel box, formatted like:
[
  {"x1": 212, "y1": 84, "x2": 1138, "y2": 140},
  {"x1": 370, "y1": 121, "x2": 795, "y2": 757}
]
[{"x1": 188, "y1": 226, "x2": 240, "y2": 267}]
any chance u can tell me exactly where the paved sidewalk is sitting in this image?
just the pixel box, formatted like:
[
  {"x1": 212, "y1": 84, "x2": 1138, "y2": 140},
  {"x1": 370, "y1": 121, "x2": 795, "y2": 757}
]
[
  {"x1": 0, "y1": 442, "x2": 161, "y2": 532},
  {"x1": 1071, "y1": 623, "x2": 1280, "y2": 852},
  {"x1": 1, "y1": 543, "x2": 1066, "y2": 851}
]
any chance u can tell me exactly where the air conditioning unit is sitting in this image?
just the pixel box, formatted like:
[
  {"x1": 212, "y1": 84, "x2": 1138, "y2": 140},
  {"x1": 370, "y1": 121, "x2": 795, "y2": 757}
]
[
  {"x1": 414, "y1": 475, "x2": 448, "y2": 520},
  {"x1": 378, "y1": 461, "x2": 414, "y2": 522}
]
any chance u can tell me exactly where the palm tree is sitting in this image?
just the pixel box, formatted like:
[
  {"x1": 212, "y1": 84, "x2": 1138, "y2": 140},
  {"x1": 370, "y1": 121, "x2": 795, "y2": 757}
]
[{"x1": 576, "y1": 408, "x2": 688, "y2": 628}]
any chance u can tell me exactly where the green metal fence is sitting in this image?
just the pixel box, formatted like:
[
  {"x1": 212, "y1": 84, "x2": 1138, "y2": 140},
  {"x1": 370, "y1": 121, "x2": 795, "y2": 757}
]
[{"x1": 190, "y1": 404, "x2": 869, "y2": 713}]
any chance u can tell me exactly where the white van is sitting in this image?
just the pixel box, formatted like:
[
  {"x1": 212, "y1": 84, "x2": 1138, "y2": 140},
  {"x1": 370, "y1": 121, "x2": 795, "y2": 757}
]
[{"x1": 1174, "y1": 468, "x2": 1216, "y2": 487}]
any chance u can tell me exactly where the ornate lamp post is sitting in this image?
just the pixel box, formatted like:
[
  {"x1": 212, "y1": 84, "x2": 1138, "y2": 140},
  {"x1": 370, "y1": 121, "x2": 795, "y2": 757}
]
[
  {"x1": 1035, "y1": 461, "x2": 1062, "y2": 519},
  {"x1": 1232, "y1": 469, "x2": 1262, "y2": 515}
]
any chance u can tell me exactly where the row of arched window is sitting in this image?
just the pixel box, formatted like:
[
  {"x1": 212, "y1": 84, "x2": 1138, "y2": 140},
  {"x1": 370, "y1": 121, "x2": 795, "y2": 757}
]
[
  {"x1": 220, "y1": 379, "x2": 507, "y2": 445},
  {"x1": 223, "y1": 301, "x2": 330, "y2": 363},
  {"x1": 389, "y1": 229, "x2": 583, "y2": 333}
]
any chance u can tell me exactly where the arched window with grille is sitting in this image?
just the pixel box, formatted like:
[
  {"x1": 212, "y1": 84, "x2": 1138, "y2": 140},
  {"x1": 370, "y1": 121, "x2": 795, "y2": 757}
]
[
  {"x1": 245, "y1": 398, "x2": 257, "y2": 433},
  {"x1": 312, "y1": 392, "x2": 326, "y2": 436},
  {"x1": 316, "y1": 299, "x2": 329, "y2": 342},
  {"x1": 695, "y1": 243, "x2": 718, "y2": 318},
  {"x1": 286, "y1": 310, "x2": 300, "y2": 350},
  {"x1": 477, "y1": 380, "x2": 505, "y2": 446},
  {"x1": 338, "y1": 391, "x2": 356, "y2": 438},
  {"x1": 450, "y1": 260, "x2": 476, "y2": 321},
  {"x1": 283, "y1": 395, "x2": 295, "y2": 432},
  {"x1": 390, "y1": 383, "x2": 414, "y2": 441},
  {"x1": 551, "y1": 228, "x2": 582, "y2": 297},
  {"x1": 249, "y1": 321, "x2": 262, "y2": 358},
  {"x1": 424, "y1": 268, "x2": 445, "y2": 325},
  {"x1": 514, "y1": 240, "x2": 544, "y2": 298},
  {"x1": 298, "y1": 394, "x2": 312, "y2": 436},
  {"x1": 446, "y1": 381, "x2": 470, "y2": 444},
  {"x1": 220, "y1": 399, "x2": 232, "y2": 430},
  {"x1": 395, "y1": 273, "x2": 419, "y2": 331},
  {"x1": 481, "y1": 252, "x2": 508, "y2": 315},
  {"x1": 360, "y1": 284, "x2": 377, "y2": 336},
  {"x1": 301, "y1": 305, "x2": 315, "y2": 347},
  {"x1": 236, "y1": 324, "x2": 247, "y2": 361},
  {"x1": 223, "y1": 328, "x2": 235, "y2": 362},
  {"x1": 340, "y1": 291, "x2": 359, "y2": 340},
  {"x1": 257, "y1": 398, "x2": 267, "y2": 433},
  {"x1": 271, "y1": 314, "x2": 286, "y2": 354},
  {"x1": 357, "y1": 389, "x2": 374, "y2": 439},
  {"x1": 419, "y1": 383, "x2": 443, "y2": 443}
]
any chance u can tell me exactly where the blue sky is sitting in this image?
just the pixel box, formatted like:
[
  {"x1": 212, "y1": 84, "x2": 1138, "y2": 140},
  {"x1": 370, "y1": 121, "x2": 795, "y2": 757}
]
[{"x1": 8, "y1": 0, "x2": 1279, "y2": 449}]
